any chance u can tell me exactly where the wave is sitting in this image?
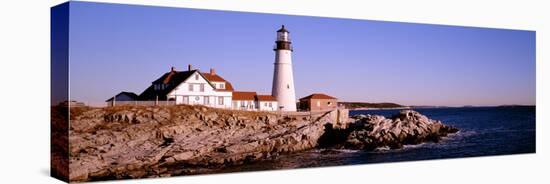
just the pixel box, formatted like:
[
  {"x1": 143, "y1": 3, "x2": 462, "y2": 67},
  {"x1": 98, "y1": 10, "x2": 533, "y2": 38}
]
[
  {"x1": 444, "y1": 130, "x2": 477, "y2": 140},
  {"x1": 375, "y1": 146, "x2": 390, "y2": 151},
  {"x1": 403, "y1": 143, "x2": 428, "y2": 149},
  {"x1": 336, "y1": 149, "x2": 361, "y2": 153},
  {"x1": 315, "y1": 148, "x2": 361, "y2": 154}
]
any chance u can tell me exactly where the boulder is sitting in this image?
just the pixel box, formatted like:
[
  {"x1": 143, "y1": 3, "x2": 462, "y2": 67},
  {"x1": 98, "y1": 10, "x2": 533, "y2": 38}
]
[{"x1": 343, "y1": 110, "x2": 458, "y2": 150}]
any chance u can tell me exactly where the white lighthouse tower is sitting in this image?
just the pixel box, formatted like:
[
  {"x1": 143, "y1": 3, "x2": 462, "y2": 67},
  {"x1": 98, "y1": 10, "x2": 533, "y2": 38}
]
[{"x1": 272, "y1": 25, "x2": 297, "y2": 112}]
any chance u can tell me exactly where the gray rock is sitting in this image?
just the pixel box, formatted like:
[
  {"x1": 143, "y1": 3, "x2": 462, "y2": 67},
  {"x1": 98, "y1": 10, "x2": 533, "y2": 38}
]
[
  {"x1": 68, "y1": 105, "x2": 343, "y2": 182},
  {"x1": 343, "y1": 110, "x2": 458, "y2": 150}
]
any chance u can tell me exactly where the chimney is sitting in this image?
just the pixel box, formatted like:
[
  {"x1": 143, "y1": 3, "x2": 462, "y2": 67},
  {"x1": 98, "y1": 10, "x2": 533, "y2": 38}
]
[
  {"x1": 188, "y1": 64, "x2": 192, "y2": 71},
  {"x1": 170, "y1": 66, "x2": 175, "y2": 72},
  {"x1": 210, "y1": 68, "x2": 216, "y2": 75}
]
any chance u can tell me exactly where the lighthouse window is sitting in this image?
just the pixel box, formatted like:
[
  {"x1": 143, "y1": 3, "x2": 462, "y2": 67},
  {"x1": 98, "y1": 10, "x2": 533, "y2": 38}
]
[{"x1": 287, "y1": 84, "x2": 290, "y2": 89}]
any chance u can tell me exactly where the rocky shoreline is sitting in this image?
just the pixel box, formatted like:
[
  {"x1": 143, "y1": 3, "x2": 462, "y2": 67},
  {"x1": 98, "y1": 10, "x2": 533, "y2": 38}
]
[
  {"x1": 64, "y1": 105, "x2": 457, "y2": 182},
  {"x1": 320, "y1": 110, "x2": 458, "y2": 150}
]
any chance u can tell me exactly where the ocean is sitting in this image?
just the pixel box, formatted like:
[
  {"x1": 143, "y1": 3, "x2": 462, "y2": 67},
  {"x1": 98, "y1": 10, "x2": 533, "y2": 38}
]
[{"x1": 215, "y1": 106, "x2": 536, "y2": 173}]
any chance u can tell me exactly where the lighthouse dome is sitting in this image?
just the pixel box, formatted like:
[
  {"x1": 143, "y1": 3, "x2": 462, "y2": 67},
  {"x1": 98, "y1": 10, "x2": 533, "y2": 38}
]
[{"x1": 277, "y1": 25, "x2": 289, "y2": 33}]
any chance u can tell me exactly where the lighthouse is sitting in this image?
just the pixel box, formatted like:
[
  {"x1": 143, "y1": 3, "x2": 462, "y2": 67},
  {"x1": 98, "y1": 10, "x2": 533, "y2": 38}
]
[{"x1": 272, "y1": 25, "x2": 297, "y2": 111}]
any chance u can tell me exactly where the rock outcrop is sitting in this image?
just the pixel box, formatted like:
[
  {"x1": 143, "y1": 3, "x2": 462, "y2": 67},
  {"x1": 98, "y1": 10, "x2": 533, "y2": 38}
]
[
  {"x1": 66, "y1": 106, "x2": 456, "y2": 182},
  {"x1": 67, "y1": 105, "x2": 344, "y2": 182},
  {"x1": 341, "y1": 110, "x2": 458, "y2": 150}
]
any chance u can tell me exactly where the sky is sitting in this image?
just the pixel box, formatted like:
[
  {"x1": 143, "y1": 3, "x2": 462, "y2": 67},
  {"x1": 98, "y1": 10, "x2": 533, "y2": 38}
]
[{"x1": 63, "y1": 1, "x2": 536, "y2": 107}]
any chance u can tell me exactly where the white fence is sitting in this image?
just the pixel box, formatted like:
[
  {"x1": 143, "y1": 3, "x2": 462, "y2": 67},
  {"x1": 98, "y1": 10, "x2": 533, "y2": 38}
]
[{"x1": 107, "y1": 100, "x2": 176, "y2": 107}]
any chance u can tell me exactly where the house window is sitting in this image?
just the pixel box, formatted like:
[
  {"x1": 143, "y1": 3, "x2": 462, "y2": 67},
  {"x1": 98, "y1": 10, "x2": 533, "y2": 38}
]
[
  {"x1": 218, "y1": 97, "x2": 224, "y2": 105},
  {"x1": 200, "y1": 84, "x2": 205, "y2": 92},
  {"x1": 204, "y1": 96, "x2": 209, "y2": 104},
  {"x1": 189, "y1": 84, "x2": 194, "y2": 91},
  {"x1": 264, "y1": 102, "x2": 267, "y2": 107},
  {"x1": 220, "y1": 83, "x2": 225, "y2": 89},
  {"x1": 269, "y1": 102, "x2": 272, "y2": 107},
  {"x1": 183, "y1": 96, "x2": 188, "y2": 104},
  {"x1": 195, "y1": 74, "x2": 199, "y2": 80}
]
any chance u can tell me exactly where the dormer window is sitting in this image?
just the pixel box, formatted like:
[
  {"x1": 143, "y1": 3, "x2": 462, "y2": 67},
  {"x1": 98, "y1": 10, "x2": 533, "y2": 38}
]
[{"x1": 219, "y1": 83, "x2": 225, "y2": 89}]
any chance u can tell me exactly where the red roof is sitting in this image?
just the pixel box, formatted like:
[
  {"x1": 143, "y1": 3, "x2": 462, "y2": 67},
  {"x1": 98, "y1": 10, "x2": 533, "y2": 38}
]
[
  {"x1": 232, "y1": 91, "x2": 257, "y2": 100},
  {"x1": 201, "y1": 73, "x2": 225, "y2": 82},
  {"x1": 300, "y1": 93, "x2": 337, "y2": 100},
  {"x1": 256, "y1": 95, "x2": 277, "y2": 101},
  {"x1": 201, "y1": 72, "x2": 234, "y2": 91}
]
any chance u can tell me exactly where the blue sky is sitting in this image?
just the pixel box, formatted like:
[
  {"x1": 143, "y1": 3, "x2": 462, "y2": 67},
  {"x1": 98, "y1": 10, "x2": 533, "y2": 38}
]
[{"x1": 66, "y1": 1, "x2": 535, "y2": 107}]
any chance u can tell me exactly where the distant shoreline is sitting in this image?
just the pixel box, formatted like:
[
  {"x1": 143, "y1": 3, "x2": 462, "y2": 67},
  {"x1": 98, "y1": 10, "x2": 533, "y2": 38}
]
[
  {"x1": 348, "y1": 107, "x2": 411, "y2": 110},
  {"x1": 349, "y1": 105, "x2": 536, "y2": 111}
]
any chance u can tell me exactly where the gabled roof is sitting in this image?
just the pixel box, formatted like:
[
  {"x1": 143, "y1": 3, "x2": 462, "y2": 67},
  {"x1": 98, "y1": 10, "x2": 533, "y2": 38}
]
[
  {"x1": 152, "y1": 70, "x2": 196, "y2": 84},
  {"x1": 256, "y1": 95, "x2": 277, "y2": 101},
  {"x1": 300, "y1": 93, "x2": 337, "y2": 100},
  {"x1": 139, "y1": 70, "x2": 200, "y2": 100},
  {"x1": 106, "y1": 92, "x2": 139, "y2": 102},
  {"x1": 201, "y1": 72, "x2": 234, "y2": 92},
  {"x1": 201, "y1": 73, "x2": 225, "y2": 82},
  {"x1": 232, "y1": 91, "x2": 257, "y2": 101}
]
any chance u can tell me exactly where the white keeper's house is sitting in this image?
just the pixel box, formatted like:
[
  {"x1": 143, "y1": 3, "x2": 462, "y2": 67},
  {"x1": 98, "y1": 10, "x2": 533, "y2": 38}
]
[
  {"x1": 108, "y1": 65, "x2": 279, "y2": 111},
  {"x1": 138, "y1": 65, "x2": 234, "y2": 108}
]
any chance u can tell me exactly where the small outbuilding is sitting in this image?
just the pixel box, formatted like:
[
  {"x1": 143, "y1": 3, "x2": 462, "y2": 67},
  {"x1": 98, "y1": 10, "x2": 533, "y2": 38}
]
[
  {"x1": 232, "y1": 91, "x2": 257, "y2": 111},
  {"x1": 106, "y1": 92, "x2": 139, "y2": 106},
  {"x1": 256, "y1": 95, "x2": 278, "y2": 111},
  {"x1": 299, "y1": 93, "x2": 338, "y2": 111}
]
